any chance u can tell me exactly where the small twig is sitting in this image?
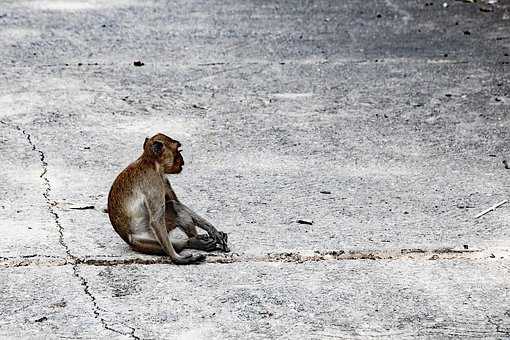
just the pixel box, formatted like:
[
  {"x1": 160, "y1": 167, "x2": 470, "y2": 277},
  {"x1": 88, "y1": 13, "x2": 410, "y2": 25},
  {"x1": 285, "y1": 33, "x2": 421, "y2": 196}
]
[
  {"x1": 191, "y1": 104, "x2": 208, "y2": 110},
  {"x1": 196, "y1": 62, "x2": 226, "y2": 66},
  {"x1": 475, "y1": 200, "x2": 508, "y2": 219},
  {"x1": 69, "y1": 205, "x2": 95, "y2": 210}
]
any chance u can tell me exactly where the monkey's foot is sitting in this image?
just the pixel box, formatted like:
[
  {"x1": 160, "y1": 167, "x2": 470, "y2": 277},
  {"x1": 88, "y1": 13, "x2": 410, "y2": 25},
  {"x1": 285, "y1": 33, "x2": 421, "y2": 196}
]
[{"x1": 174, "y1": 252, "x2": 206, "y2": 265}]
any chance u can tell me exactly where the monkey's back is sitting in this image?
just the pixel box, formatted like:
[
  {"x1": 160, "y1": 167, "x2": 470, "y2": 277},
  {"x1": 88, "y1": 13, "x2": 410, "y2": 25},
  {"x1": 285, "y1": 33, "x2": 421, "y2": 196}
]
[{"x1": 107, "y1": 161, "x2": 147, "y2": 245}]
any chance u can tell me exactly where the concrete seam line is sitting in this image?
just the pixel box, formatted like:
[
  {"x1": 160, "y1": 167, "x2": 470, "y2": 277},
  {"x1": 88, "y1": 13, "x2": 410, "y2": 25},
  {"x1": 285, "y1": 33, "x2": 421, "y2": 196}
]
[{"x1": 0, "y1": 247, "x2": 504, "y2": 268}]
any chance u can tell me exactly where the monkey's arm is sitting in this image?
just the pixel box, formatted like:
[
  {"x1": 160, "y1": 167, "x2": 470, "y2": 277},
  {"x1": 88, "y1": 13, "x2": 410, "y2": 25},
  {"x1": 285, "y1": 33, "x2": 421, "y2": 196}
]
[
  {"x1": 163, "y1": 178, "x2": 178, "y2": 201},
  {"x1": 170, "y1": 200, "x2": 229, "y2": 252},
  {"x1": 144, "y1": 197, "x2": 204, "y2": 264}
]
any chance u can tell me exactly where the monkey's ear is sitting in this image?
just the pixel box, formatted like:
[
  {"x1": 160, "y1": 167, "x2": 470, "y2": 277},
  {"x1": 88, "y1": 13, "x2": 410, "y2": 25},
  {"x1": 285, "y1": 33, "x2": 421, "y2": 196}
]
[
  {"x1": 151, "y1": 140, "x2": 164, "y2": 155},
  {"x1": 143, "y1": 137, "x2": 149, "y2": 150}
]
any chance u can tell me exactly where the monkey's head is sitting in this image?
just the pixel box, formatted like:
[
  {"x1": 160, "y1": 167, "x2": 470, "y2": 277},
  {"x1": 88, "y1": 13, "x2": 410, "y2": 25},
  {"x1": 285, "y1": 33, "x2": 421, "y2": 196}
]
[{"x1": 143, "y1": 133, "x2": 184, "y2": 174}]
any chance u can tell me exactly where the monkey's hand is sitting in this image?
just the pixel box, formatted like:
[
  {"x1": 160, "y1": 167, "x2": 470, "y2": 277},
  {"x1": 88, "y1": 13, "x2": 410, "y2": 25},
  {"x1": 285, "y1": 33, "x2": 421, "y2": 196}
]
[
  {"x1": 213, "y1": 231, "x2": 229, "y2": 252},
  {"x1": 172, "y1": 200, "x2": 230, "y2": 252},
  {"x1": 197, "y1": 233, "x2": 229, "y2": 252}
]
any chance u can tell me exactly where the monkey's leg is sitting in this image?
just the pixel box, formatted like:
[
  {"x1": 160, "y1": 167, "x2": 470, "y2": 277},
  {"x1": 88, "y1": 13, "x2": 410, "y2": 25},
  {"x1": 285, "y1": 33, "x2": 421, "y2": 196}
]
[
  {"x1": 163, "y1": 179, "x2": 225, "y2": 244},
  {"x1": 129, "y1": 233, "x2": 164, "y2": 255},
  {"x1": 129, "y1": 232, "x2": 199, "y2": 254},
  {"x1": 165, "y1": 201, "x2": 217, "y2": 252},
  {"x1": 144, "y1": 198, "x2": 205, "y2": 264},
  {"x1": 170, "y1": 201, "x2": 229, "y2": 252}
]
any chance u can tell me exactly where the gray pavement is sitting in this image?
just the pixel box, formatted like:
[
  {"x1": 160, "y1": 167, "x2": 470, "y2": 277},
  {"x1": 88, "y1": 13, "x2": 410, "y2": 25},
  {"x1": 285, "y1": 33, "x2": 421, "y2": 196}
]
[{"x1": 0, "y1": 0, "x2": 509, "y2": 338}]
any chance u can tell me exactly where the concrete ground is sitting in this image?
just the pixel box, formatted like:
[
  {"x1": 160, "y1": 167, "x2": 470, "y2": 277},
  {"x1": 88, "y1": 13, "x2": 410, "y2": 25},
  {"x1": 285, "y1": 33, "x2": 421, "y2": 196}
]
[{"x1": 1, "y1": 0, "x2": 509, "y2": 338}]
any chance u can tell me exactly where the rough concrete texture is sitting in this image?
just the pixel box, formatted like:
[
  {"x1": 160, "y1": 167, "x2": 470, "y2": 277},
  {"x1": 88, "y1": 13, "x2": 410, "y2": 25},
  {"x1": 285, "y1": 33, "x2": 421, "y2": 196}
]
[{"x1": 0, "y1": 0, "x2": 509, "y2": 338}]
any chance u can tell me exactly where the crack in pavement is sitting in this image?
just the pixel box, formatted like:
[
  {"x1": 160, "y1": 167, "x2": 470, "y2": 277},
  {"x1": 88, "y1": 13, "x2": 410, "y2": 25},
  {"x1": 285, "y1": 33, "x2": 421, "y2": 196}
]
[
  {"x1": 0, "y1": 120, "x2": 139, "y2": 340},
  {"x1": 486, "y1": 315, "x2": 510, "y2": 336},
  {"x1": 73, "y1": 265, "x2": 141, "y2": 340},
  {"x1": 487, "y1": 315, "x2": 510, "y2": 336}
]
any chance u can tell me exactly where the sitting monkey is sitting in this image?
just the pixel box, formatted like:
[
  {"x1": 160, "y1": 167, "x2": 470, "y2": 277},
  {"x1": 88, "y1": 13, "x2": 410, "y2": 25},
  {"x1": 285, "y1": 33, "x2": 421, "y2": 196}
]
[{"x1": 107, "y1": 133, "x2": 229, "y2": 264}]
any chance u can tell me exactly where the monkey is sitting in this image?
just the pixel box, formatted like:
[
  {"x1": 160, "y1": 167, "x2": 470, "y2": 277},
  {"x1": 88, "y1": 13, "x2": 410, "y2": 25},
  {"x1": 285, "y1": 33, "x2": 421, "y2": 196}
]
[{"x1": 107, "y1": 133, "x2": 229, "y2": 265}]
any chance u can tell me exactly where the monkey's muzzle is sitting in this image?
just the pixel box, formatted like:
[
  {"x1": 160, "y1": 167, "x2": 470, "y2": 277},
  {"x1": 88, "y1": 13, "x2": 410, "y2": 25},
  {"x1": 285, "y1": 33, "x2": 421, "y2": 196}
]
[{"x1": 176, "y1": 150, "x2": 184, "y2": 167}]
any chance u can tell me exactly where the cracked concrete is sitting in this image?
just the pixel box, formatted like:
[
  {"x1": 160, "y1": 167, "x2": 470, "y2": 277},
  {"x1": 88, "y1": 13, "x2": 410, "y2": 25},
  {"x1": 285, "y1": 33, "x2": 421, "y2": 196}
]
[
  {"x1": 1, "y1": 0, "x2": 510, "y2": 338},
  {"x1": 1, "y1": 120, "x2": 139, "y2": 338}
]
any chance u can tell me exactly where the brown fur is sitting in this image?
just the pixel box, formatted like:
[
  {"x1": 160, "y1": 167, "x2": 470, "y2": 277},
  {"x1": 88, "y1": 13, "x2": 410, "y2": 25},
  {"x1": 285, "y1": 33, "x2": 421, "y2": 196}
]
[{"x1": 107, "y1": 133, "x2": 229, "y2": 265}]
